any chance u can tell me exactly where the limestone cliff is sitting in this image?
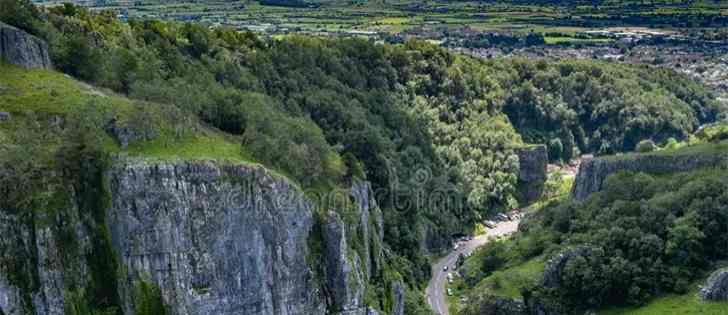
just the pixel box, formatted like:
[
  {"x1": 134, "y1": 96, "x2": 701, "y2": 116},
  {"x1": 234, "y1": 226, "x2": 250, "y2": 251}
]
[
  {"x1": 0, "y1": 22, "x2": 51, "y2": 69},
  {"x1": 572, "y1": 146, "x2": 728, "y2": 201},
  {"x1": 515, "y1": 145, "x2": 548, "y2": 204},
  {"x1": 0, "y1": 159, "x2": 401, "y2": 315},
  {"x1": 107, "y1": 160, "x2": 325, "y2": 315}
]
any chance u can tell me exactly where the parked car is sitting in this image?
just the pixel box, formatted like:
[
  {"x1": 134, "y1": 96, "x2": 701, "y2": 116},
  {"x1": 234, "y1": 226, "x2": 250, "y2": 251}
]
[{"x1": 447, "y1": 288, "x2": 453, "y2": 296}]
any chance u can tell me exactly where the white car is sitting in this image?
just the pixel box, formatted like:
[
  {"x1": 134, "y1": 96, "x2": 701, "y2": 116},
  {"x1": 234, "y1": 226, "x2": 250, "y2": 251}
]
[
  {"x1": 443, "y1": 266, "x2": 448, "y2": 271},
  {"x1": 447, "y1": 288, "x2": 453, "y2": 296}
]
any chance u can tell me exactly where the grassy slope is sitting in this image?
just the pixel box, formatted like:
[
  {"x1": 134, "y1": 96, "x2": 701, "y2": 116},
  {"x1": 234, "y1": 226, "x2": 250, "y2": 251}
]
[
  {"x1": 0, "y1": 63, "x2": 255, "y2": 164},
  {"x1": 599, "y1": 284, "x2": 728, "y2": 315}
]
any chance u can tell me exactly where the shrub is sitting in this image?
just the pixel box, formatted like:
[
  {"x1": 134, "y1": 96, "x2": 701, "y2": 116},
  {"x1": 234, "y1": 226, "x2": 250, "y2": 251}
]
[{"x1": 635, "y1": 139, "x2": 657, "y2": 153}]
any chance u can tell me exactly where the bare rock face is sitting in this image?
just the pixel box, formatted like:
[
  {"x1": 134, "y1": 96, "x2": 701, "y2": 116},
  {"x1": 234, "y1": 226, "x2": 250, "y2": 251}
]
[
  {"x1": 0, "y1": 212, "x2": 34, "y2": 315},
  {"x1": 516, "y1": 145, "x2": 548, "y2": 203},
  {"x1": 572, "y1": 150, "x2": 728, "y2": 201},
  {"x1": 700, "y1": 268, "x2": 728, "y2": 301},
  {"x1": 105, "y1": 117, "x2": 159, "y2": 149},
  {"x1": 0, "y1": 22, "x2": 51, "y2": 69},
  {"x1": 391, "y1": 281, "x2": 405, "y2": 315},
  {"x1": 0, "y1": 195, "x2": 93, "y2": 315},
  {"x1": 322, "y1": 211, "x2": 366, "y2": 314},
  {"x1": 351, "y1": 181, "x2": 384, "y2": 280},
  {"x1": 0, "y1": 158, "x2": 391, "y2": 315},
  {"x1": 107, "y1": 160, "x2": 325, "y2": 315}
]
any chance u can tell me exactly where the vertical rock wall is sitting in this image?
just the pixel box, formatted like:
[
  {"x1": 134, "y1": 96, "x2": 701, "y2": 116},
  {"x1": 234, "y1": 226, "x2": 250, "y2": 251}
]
[
  {"x1": 0, "y1": 159, "x2": 401, "y2": 315},
  {"x1": 516, "y1": 145, "x2": 548, "y2": 204},
  {"x1": 0, "y1": 22, "x2": 51, "y2": 69},
  {"x1": 107, "y1": 161, "x2": 324, "y2": 315}
]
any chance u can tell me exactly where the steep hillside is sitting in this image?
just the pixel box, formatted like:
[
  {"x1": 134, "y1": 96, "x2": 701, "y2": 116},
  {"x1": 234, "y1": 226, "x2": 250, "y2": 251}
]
[
  {"x1": 453, "y1": 141, "x2": 728, "y2": 315},
  {"x1": 1, "y1": 3, "x2": 726, "y2": 315},
  {"x1": 573, "y1": 140, "x2": 728, "y2": 200},
  {"x1": 0, "y1": 63, "x2": 403, "y2": 314}
]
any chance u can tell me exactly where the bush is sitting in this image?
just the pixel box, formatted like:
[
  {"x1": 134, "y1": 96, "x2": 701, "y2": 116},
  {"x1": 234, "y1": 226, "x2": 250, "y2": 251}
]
[
  {"x1": 635, "y1": 139, "x2": 657, "y2": 153},
  {"x1": 481, "y1": 240, "x2": 509, "y2": 275},
  {"x1": 663, "y1": 137, "x2": 681, "y2": 150}
]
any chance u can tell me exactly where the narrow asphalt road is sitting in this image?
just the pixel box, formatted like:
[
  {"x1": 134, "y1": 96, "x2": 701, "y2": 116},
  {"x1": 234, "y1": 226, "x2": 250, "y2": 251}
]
[{"x1": 425, "y1": 219, "x2": 520, "y2": 315}]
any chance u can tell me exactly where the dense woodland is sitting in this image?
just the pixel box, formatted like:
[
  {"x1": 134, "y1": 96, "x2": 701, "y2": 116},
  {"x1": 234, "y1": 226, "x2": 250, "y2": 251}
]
[
  {"x1": 1, "y1": 0, "x2": 726, "y2": 314},
  {"x1": 458, "y1": 159, "x2": 728, "y2": 314}
]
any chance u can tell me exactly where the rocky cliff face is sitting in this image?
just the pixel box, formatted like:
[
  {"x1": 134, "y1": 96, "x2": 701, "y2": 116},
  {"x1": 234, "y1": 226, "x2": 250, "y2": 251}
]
[
  {"x1": 0, "y1": 22, "x2": 51, "y2": 69},
  {"x1": 516, "y1": 145, "x2": 548, "y2": 203},
  {"x1": 323, "y1": 211, "x2": 366, "y2": 314},
  {"x1": 572, "y1": 149, "x2": 728, "y2": 201},
  {"x1": 0, "y1": 186, "x2": 96, "y2": 315},
  {"x1": 107, "y1": 160, "x2": 324, "y2": 315},
  {"x1": 0, "y1": 159, "x2": 400, "y2": 315}
]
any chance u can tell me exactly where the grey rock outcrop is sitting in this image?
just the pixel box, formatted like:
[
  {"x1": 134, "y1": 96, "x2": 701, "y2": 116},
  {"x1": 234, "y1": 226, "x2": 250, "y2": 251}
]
[
  {"x1": 323, "y1": 211, "x2": 366, "y2": 314},
  {"x1": 543, "y1": 246, "x2": 590, "y2": 289},
  {"x1": 391, "y1": 281, "x2": 405, "y2": 315},
  {"x1": 572, "y1": 149, "x2": 728, "y2": 201},
  {"x1": 351, "y1": 181, "x2": 384, "y2": 280},
  {"x1": 107, "y1": 160, "x2": 325, "y2": 315},
  {"x1": 699, "y1": 268, "x2": 728, "y2": 301},
  {"x1": 105, "y1": 117, "x2": 159, "y2": 149},
  {"x1": 0, "y1": 22, "x2": 51, "y2": 69},
  {"x1": 516, "y1": 145, "x2": 548, "y2": 203}
]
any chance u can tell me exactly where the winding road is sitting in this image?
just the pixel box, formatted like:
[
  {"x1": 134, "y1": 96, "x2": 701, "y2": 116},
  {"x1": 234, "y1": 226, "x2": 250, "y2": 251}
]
[{"x1": 425, "y1": 219, "x2": 521, "y2": 315}]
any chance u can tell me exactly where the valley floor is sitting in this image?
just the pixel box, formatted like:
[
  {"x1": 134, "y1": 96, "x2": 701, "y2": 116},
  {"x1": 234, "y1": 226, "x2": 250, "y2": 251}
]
[{"x1": 426, "y1": 219, "x2": 520, "y2": 315}]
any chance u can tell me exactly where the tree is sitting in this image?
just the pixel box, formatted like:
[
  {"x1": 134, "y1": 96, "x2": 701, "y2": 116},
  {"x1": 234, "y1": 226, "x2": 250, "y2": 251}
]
[
  {"x1": 0, "y1": 0, "x2": 43, "y2": 35},
  {"x1": 56, "y1": 33, "x2": 103, "y2": 81},
  {"x1": 548, "y1": 138, "x2": 564, "y2": 162}
]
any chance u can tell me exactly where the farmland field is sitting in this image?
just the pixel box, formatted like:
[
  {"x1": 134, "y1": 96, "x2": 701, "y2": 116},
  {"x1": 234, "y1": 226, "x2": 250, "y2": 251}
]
[{"x1": 32, "y1": 0, "x2": 728, "y2": 40}]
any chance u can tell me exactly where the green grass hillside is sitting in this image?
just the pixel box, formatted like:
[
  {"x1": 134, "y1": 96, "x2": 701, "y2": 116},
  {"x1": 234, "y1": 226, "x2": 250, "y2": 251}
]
[
  {"x1": 0, "y1": 63, "x2": 255, "y2": 164},
  {"x1": 600, "y1": 280, "x2": 728, "y2": 315}
]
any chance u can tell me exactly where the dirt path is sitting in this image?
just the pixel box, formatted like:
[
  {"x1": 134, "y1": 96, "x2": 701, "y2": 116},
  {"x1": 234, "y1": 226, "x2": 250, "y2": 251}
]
[{"x1": 425, "y1": 219, "x2": 520, "y2": 315}]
